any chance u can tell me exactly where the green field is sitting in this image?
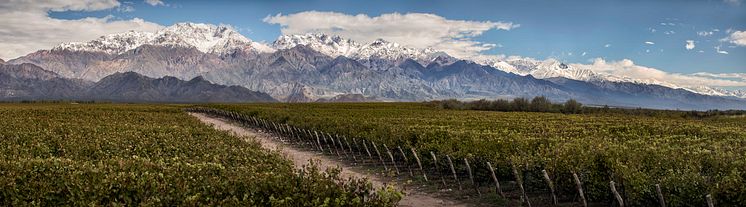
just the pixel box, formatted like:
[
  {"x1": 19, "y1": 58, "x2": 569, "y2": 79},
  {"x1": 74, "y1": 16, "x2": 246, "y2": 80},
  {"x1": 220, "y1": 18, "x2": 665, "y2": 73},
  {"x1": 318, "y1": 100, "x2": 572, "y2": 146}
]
[
  {"x1": 0, "y1": 104, "x2": 397, "y2": 206},
  {"x1": 205, "y1": 103, "x2": 746, "y2": 206}
]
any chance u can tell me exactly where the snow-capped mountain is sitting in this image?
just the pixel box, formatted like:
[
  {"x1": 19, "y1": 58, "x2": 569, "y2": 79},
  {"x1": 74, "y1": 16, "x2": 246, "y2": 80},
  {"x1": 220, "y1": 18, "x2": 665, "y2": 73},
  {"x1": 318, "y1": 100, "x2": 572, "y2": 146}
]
[
  {"x1": 471, "y1": 55, "x2": 746, "y2": 100},
  {"x1": 41, "y1": 22, "x2": 745, "y2": 100},
  {"x1": 9, "y1": 22, "x2": 746, "y2": 108},
  {"x1": 685, "y1": 86, "x2": 746, "y2": 99},
  {"x1": 472, "y1": 55, "x2": 605, "y2": 81},
  {"x1": 273, "y1": 33, "x2": 358, "y2": 57},
  {"x1": 272, "y1": 33, "x2": 444, "y2": 68},
  {"x1": 54, "y1": 23, "x2": 275, "y2": 55}
]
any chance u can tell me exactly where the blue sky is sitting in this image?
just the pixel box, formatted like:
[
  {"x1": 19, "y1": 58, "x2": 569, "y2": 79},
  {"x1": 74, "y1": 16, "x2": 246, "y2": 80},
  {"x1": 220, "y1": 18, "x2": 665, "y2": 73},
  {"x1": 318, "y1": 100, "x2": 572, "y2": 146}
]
[{"x1": 49, "y1": 0, "x2": 746, "y2": 76}]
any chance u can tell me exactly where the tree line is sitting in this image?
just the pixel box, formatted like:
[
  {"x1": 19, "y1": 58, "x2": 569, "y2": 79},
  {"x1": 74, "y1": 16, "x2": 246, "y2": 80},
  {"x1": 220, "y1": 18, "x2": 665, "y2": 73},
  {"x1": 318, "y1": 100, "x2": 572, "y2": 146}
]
[{"x1": 426, "y1": 96, "x2": 746, "y2": 118}]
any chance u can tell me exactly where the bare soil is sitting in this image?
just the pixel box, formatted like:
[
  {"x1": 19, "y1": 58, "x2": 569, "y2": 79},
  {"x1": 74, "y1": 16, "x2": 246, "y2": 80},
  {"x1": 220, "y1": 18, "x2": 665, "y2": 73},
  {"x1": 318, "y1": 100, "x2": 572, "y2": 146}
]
[{"x1": 189, "y1": 112, "x2": 467, "y2": 207}]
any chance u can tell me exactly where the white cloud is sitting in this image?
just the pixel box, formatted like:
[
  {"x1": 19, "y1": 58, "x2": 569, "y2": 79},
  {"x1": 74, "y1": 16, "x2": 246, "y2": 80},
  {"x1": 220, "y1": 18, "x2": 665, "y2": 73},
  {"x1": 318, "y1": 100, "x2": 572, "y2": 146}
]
[
  {"x1": 581, "y1": 52, "x2": 587, "y2": 56},
  {"x1": 692, "y1": 72, "x2": 746, "y2": 81},
  {"x1": 715, "y1": 46, "x2": 729, "y2": 54},
  {"x1": 117, "y1": 4, "x2": 134, "y2": 12},
  {"x1": 144, "y1": 0, "x2": 165, "y2": 6},
  {"x1": 664, "y1": 30, "x2": 675, "y2": 35},
  {"x1": 723, "y1": 30, "x2": 746, "y2": 46},
  {"x1": 644, "y1": 41, "x2": 655, "y2": 45},
  {"x1": 576, "y1": 58, "x2": 746, "y2": 87},
  {"x1": 604, "y1": 44, "x2": 611, "y2": 48},
  {"x1": 0, "y1": 0, "x2": 163, "y2": 60},
  {"x1": 698, "y1": 31, "x2": 714, "y2": 37},
  {"x1": 263, "y1": 11, "x2": 519, "y2": 58},
  {"x1": 724, "y1": 0, "x2": 741, "y2": 6},
  {"x1": 685, "y1": 40, "x2": 695, "y2": 50}
]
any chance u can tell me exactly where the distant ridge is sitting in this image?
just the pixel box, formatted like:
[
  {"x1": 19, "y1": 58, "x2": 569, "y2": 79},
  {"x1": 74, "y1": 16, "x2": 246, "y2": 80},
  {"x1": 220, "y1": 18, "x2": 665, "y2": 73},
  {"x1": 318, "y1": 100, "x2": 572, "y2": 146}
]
[
  {"x1": 0, "y1": 62, "x2": 275, "y2": 103},
  {"x1": 7, "y1": 22, "x2": 746, "y2": 109},
  {"x1": 89, "y1": 72, "x2": 276, "y2": 103}
]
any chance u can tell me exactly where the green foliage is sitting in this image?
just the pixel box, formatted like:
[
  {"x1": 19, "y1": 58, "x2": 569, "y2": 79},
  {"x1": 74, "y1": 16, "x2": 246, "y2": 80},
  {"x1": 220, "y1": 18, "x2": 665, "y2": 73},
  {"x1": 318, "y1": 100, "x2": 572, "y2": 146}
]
[
  {"x1": 427, "y1": 97, "x2": 746, "y2": 119},
  {"x1": 0, "y1": 104, "x2": 395, "y2": 206},
  {"x1": 562, "y1": 99, "x2": 583, "y2": 114},
  {"x1": 205, "y1": 102, "x2": 746, "y2": 206}
]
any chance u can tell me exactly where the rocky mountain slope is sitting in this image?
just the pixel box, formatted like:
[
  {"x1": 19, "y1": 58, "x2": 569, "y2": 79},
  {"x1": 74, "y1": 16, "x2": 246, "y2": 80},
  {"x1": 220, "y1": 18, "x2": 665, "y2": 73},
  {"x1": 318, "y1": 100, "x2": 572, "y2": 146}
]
[
  {"x1": 0, "y1": 63, "x2": 91, "y2": 100},
  {"x1": 8, "y1": 22, "x2": 745, "y2": 109},
  {"x1": 0, "y1": 62, "x2": 275, "y2": 103}
]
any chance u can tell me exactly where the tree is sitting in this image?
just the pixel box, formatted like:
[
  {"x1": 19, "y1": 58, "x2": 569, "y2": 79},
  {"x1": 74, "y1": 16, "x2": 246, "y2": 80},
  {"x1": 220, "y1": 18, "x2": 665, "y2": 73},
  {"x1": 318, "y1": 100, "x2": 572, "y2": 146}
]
[
  {"x1": 530, "y1": 96, "x2": 553, "y2": 112},
  {"x1": 512, "y1": 98, "x2": 530, "y2": 111},
  {"x1": 563, "y1": 99, "x2": 583, "y2": 114}
]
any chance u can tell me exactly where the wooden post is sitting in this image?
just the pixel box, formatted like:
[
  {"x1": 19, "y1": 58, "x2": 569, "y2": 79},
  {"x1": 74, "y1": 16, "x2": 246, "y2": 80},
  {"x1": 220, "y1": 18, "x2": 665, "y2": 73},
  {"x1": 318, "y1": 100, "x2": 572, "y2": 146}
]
[
  {"x1": 353, "y1": 138, "x2": 363, "y2": 158},
  {"x1": 486, "y1": 162, "x2": 504, "y2": 197},
  {"x1": 288, "y1": 126, "x2": 296, "y2": 143},
  {"x1": 371, "y1": 142, "x2": 388, "y2": 171},
  {"x1": 464, "y1": 158, "x2": 480, "y2": 196},
  {"x1": 329, "y1": 134, "x2": 341, "y2": 157},
  {"x1": 446, "y1": 155, "x2": 462, "y2": 190},
  {"x1": 290, "y1": 126, "x2": 296, "y2": 144},
  {"x1": 383, "y1": 144, "x2": 399, "y2": 174},
  {"x1": 344, "y1": 136, "x2": 356, "y2": 162},
  {"x1": 706, "y1": 194, "x2": 714, "y2": 207},
  {"x1": 411, "y1": 147, "x2": 427, "y2": 181},
  {"x1": 542, "y1": 170, "x2": 558, "y2": 206},
  {"x1": 655, "y1": 184, "x2": 666, "y2": 207},
  {"x1": 611, "y1": 181, "x2": 624, "y2": 207},
  {"x1": 430, "y1": 151, "x2": 447, "y2": 187},
  {"x1": 363, "y1": 140, "x2": 373, "y2": 159},
  {"x1": 307, "y1": 129, "x2": 313, "y2": 147},
  {"x1": 321, "y1": 132, "x2": 331, "y2": 153},
  {"x1": 326, "y1": 134, "x2": 336, "y2": 155},
  {"x1": 335, "y1": 135, "x2": 347, "y2": 158},
  {"x1": 573, "y1": 172, "x2": 588, "y2": 207},
  {"x1": 513, "y1": 164, "x2": 531, "y2": 207},
  {"x1": 397, "y1": 146, "x2": 413, "y2": 176},
  {"x1": 314, "y1": 131, "x2": 323, "y2": 152}
]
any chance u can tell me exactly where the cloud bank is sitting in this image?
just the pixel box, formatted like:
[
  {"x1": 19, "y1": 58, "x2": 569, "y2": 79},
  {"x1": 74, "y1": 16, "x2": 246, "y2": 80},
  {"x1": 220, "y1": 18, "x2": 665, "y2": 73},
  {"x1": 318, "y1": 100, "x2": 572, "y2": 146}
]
[
  {"x1": 577, "y1": 58, "x2": 746, "y2": 87},
  {"x1": 0, "y1": 0, "x2": 163, "y2": 60},
  {"x1": 263, "y1": 11, "x2": 518, "y2": 59}
]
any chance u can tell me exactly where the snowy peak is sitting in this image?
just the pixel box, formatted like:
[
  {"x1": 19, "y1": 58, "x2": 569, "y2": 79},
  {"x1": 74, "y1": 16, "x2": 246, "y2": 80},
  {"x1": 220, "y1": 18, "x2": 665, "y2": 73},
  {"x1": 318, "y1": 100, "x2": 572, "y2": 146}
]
[
  {"x1": 356, "y1": 38, "x2": 438, "y2": 63},
  {"x1": 53, "y1": 22, "x2": 274, "y2": 55},
  {"x1": 475, "y1": 56, "x2": 745, "y2": 99},
  {"x1": 272, "y1": 33, "x2": 442, "y2": 65},
  {"x1": 685, "y1": 86, "x2": 746, "y2": 99},
  {"x1": 55, "y1": 30, "x2": 156, "y2": 54},
  {"x1": 531, "y1": 59, "x2": 602, "y2": 81},
  {"x1": 273, "y1": 33, "x2": 360, "y2": 57},
  {"x1": 155, "y1": 22, "x2": 271, "y2": 54},
  {"x1": 471, "y1": 56, "x2": 603, "y2": 81}
]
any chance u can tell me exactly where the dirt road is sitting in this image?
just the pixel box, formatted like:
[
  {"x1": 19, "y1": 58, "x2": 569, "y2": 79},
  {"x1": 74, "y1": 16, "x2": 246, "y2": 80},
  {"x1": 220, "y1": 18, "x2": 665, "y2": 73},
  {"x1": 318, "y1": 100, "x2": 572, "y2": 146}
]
[{"x1": 189, "y1": 112, "x2": 466, "y2": 207}]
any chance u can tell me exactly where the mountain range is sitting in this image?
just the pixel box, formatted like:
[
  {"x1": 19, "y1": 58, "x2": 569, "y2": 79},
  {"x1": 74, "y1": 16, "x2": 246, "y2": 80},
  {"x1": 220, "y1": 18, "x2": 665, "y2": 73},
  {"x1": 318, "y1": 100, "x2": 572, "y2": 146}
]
[
  {"x1": 5, "y1": 22, "x2": 746, "y2": 110},
  {"x1": 0, "y1": 61, "x2": 275, "y2": 103}
]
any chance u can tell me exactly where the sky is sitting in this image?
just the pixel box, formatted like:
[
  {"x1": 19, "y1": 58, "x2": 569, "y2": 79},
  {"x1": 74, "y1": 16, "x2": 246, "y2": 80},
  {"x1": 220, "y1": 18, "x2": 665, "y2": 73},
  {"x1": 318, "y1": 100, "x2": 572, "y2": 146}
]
[{"x1": 1, "y1": 0, "x2": 745, "y2": 89}]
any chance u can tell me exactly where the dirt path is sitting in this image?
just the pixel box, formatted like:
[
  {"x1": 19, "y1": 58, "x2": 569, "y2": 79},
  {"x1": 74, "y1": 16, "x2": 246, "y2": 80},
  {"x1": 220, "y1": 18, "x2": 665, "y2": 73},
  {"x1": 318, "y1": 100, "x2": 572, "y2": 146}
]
[{"x1": 189, "y1": 112, "x2": 466, "y2": 207}]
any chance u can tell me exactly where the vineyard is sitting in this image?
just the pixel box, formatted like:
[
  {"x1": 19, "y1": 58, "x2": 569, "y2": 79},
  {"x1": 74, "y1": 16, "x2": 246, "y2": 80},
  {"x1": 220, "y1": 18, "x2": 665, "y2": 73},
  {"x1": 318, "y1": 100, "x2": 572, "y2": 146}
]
[
  {"x1": 199, "y1": 103, "x2": 746, "y2": 206},
  {"x1": 0, "y1": 104, "x2": 399, "y2": 206}
]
